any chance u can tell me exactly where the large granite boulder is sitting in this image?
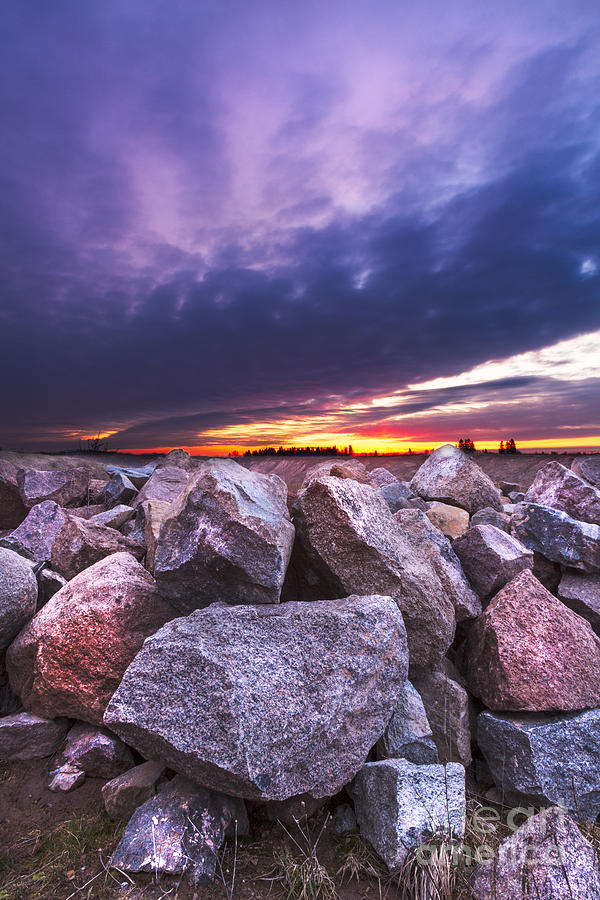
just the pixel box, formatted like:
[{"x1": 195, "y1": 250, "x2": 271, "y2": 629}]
[
  {"x1": 0, "y1": 460, "x2": 27, "y2": 529},
  {"x1": 512, "y1": 502, "x2": 600, "y2": 573},
  {"x1": 111, "y1": 775, "x2": 247, "y2": 885},
  {"x1": 7, "y1": 552, "x2": 175, "y2": 725},
  {"x1": 0, "y1": 501, "x2": 68, "y2": 562},
  {"x1": 410, "y1": 444, "x2": 503, "y2": 515},
  {"x1": 412, "y1": 661, "x2": 473, "y2": 767},
  {"x1": 352, "y1": 759, "x2": 465, "y2": 871},
  {"x1": 290, "y1": 477, "x2": 456, "y2": 668},
  {"x1": 394, "y1": 509, "x2": 480, "y2": 622},
  {"x1": 466, "y1": 569, "x2": 600, "y2": 711},
  {"x1": 453, "y1": 524, "x2": 533, "y2": 601},
  {"x1": 477, "y1": 709, "x2": 600, "y2": 819},
  {"x1": 572, "y1": 455, "x2": 600, "y2": 487},
  {"x1": 17, "y1": 466, "x2": 91, "y2": 509},
  {"x1": 105, "y1": 595, "x2": 408, "y2": 801},
  {"x1": 132, "y1": 465, "x2": 189, "y2": 508},
  {"x1": 525, "y1": 461, "x2": 600, "y2": 525},
  {"x1": 0, "y1": 547, "x2": 38, "y2": 649},
  {"x1": 154, "y1": 458, "x2": 295, "y2": 611},
  {"x1": 471, "y1": 806, "x2": 600, "y2": 900},
  {"x1": 424, "y1": 501, "x2": 470, "y2": 539},
  {"x1": 0, "y1": 711, "x2": 69, "y2": 760},
  {"x1": 558, "y1": 570, "x2": 600, "y2": 633},
  {"x1": 376, "y1": 681, "x2": 438, "y2": 764}
]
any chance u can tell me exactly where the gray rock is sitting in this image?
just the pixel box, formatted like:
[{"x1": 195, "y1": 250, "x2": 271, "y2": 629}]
[
  {"x1": 17, "y1": 466, "x2": 91, "y2": 509},
  {"x1": 111, "y1": 775, "x2": 248, "y2": 885},
  {"x1": 377, "y1": 681, "x2": 438, "y2": 764},
  {"x1": 89, "y1": 504, "x2": 135, "y2": 530},
  {"x1": 572, "y1": 455, "x2": 600, "y2": 487},
  {"x1": 155, "y1": 449, "x2": 195, "y2": 471},
  {"x1": 499, "y1": 481, "x2": 522, "y2": 496},
  {"x1": 525, "y1": 461, "x2": 600, "y2": 525},
  {"x1": 0, "y1": 712, "x2": 69, "y2": 760},
  {"x1": 453, "y1": 524, "x2": 533, "y2": 601},
  {"x1": 290, "y1": 477, "x2": 456, "y2": 668},
  {"x1": 512, "y1": 502, "x2": 600, "y2": 573},
  {"x1": 334, "y1": 803, "x2": 357, "y2": 835},
  {"x1": 410, "y1": 444, "x2": 503, "y2": 515},
  {"x1": 558, "y1": 570, "x2": 600, "y2": 633},
  {"x1": 47, "y1": 763, "x2": 85, "y2": 792},
  {"x1": 0, "y1": 460, "x2": 27, "y2": 529},
  {"x1": 0, "y1": 500, "x2": 68, "y2": 563},
  {"x1": 103, "y1": 473, "x2": 138, "y2": 508},
  {"x1": 508, "y1": 491, "x2": 525, "y2": 503},
  {"x1": 368, "y1": 467, "x2": 402, "y2": 489},
  {"x1": 102, "y1": 760, "x2": 165, "y2": 820},
  {"x1": 154, "y1": 458, "x2": 295, "y2": 611},
  {"x1": 394, "y1": 509, "x2": 480, "y2": 622},
  {"x1": 54, "y1": 721, "x2": 134, "y2": 778},
  {"x1": 471, "y1": 806, "x2": 600, "y2": 899},
  {"x1": 477, "y1": 709, "x2": 600, "y2": 819},
  {"x1": 378, "y1": 480, "x2": 415, "y2": 514},
  {"x1": 105, "y1": 463, "x2": 157, "y2": 488},
  {"x1": 132, "y1": 464, "x2": 189, "y2": 509},
  {"x1": 412, "y1": 662, "x2": 472, "y2": 767},
  {"x1": 105, "y1": 595, "x2": 408, "y2": 801},
  {"x1": 36, "y1": 567, "x2": 67, "y2": 608},
  {"x1": 470, "y1": 506, "x2": 511, "y2": 533},
  {"x1": 0, "y1": 547, "x2": 38, "y2": 649},
  {"x1": 353, "y1": 759, "x2": 465, "y2": 871}
]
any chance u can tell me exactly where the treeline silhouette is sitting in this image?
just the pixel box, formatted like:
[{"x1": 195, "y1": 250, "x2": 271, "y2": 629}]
[{"x1": 239, "y1": 445, "x2": 355, "y2": 457}]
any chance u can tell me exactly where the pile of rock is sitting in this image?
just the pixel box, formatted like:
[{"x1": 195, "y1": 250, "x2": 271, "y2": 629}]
[{"x1": 1, "y1": 445, "x2": 600, "y2": 891}]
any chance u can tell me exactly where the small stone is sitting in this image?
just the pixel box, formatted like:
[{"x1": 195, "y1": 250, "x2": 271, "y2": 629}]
[
  {"x1": 102, "y1": 760, "x2": 165, "y2": 820},
  {"x1": 47, "y1": 763, "x2": 86, "y2": 793},
  {"x1": 334, "y1": 803, "x2": 357, "y2": 835},
  {"x1": 470, "y1": 507, "x2": 510, "y2": 533},
  {"x1": 89, "y1": 505, "x2": 135, "y2": 530},
  {"x1": 376, "y1": 680, "x2": 438, "y2": 764},
  {"x1": 54, "y1": 721, "x2": 134, "y2": 778},
  {"x1": 425, "y1": 502, "x2": 470, "y2": 539}
]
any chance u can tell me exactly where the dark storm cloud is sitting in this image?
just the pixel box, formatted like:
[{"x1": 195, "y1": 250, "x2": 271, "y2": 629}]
[{"x1": 1, "y1": 1, "x2": 600, "y2": 448}]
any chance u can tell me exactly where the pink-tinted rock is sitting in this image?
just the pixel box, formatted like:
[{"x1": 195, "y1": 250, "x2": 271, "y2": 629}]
[
  {"x1": 132, "y1": 466, "x2": 189, "y2": 509},
  {"x1": 466, "y1": 569, "x2": 600, "y2": 711},
  {"x1": 453, "y1": 524, "x2": 533, "y2": 601},
  {"x1": 6, "y1": 552, "x2": 175, "y2": 725},
  {"x1": 54, "y1": 721, "x2": 134, "y2": 778},
  {"x1": 49, "y1": 514, "x2": 145, "y2": 579},
  {"x1": 1, "y1": 501, "x2": 68, "y2": 563},
  {"x1": 525, "y1": 460, "x2": 600, "y2": 525},
  {"x1": 17, "y1": 466, "x2": 91, "y2": 509},
  {"x1": 0, "y1": 460, "x2": 27, "y2": 529}
]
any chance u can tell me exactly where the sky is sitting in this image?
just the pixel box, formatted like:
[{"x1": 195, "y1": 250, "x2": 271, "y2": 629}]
[{"x1": 1, "y1": 0, "x2": 600, "y2": 454}]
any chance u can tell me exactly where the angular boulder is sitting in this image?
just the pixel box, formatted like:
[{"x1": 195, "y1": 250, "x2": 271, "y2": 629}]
[
  {"x1": 54, "y1": 721, "x2": 134, "y2": 778},
  {"x1": 1, "y1": 500, "x2": 68, "y2": 563},
  {"x1": 290, "y1": 477, "x2": 456, "y2": 667},
  {"x1": 0, "y1": 547, "x2": 38, "y2": 649},
  {"x1": 48, "y1": 513, "x2": 145, "y2": 579},
  {"x1": 132, "y1": 464, "x2": 189, "y2": 508},
  {"x1": 410, "y1": 444, "x2": 503, "y2": 514},
  {"x1": 376, "y1": 681, "x2": 438, "y2": 765},
  {"x1": 471, "y1": 806, "x2": 600, "y2": 900},
  {"x1": 48, "y1": 764, "x2": 86, "y2": 793},
  {"x1": 102, "y1": 473, "x2": 138, "y2": 508},
  {"x1": 512, "y1": 502, "x2": 600, "y2": 572},
  {"x1": 353, "y1": 759, "x2": 465, "y2": 871},
  {"x1": 453, "y1": 524, "x2": 533, "y2": 600},
  {"x1": 558, "y1": 570, "x2": 600, "y2": 633},
  {"x1": 477, "y1": 709, "x2": 600, "y2": 819},
  {"x1": 88, "y1": 504, "x2": 135, "y2": 530},
  {"x1": 105, "y1": 595, "x2": 408, "y2": 801},
  {"x1": 470, "y1": 506, "x2": 510, "y2": 533},
  {"x1": 102, "y1": 760, "x2": 165, "y2": 820},
  {"x1": 7, "y1": 552, "x2": 175, "y2": 725},
  {"x1": 143, "y1": 500, "x2": 171, "y2": 573},
  {"x1": 0, "y1": 460, "x2": 27, "y2": 529},
  {"x1": 572, "y1": 455, "x2": 600, "y2": 487},
  {"x1": 425, "y1": 501, "x2": 470, "y2": 539},
  {"x1": 525, "y1": 461, "x2": 600, "y2": 525},
  {"x1": 154, "y1": 458, "x2": 295, "y2": 611},
  {"x1": 412, "y1": 661, "x2": 473, "y2": 767},
  {"x1": 105, "y1": 462, "x2": 157, "y2": 488},
  {"x1": 0, "y1": 711, "x2": 69, "y2": 760},
  {"x1": 466, "y1": 569, "x2": 600, "y2": 711},
  {"x1": 112, "y1": 775, "x2": 247, "y2": 884},
  {"x1": 17, "y1": 466, "x2": 91, "y2": 509}
]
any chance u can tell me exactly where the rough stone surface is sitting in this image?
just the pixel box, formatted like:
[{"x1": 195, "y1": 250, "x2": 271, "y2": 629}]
[
  {"x1": 143, "y1": 500, "x2": 171, "y2": 573},
  {"x1": 154, "y1": 458, "x2": 295, "y2": 611},
  {"x1": 470, "y1": 506, "x2": 510, "y2": 532},
  {"x1": 466, "y1": 569, "x2": 600, "y2": 711},
  {"x1": 155, "y1": 449, "x2": 195, "y2": 471},
  {"x1": 353, "y1": 759, "x2": 465, "y2": 871},
  {"x1": 572, "y1": 455, "x2": 600, "y2": 487},
  {"x1": 0, "y1": 501, "x2": 68, "y2": 563},
  {"x1": 525, "y1": 461, "x2": 600, "y2": 525},
  {"x1": 47, "y1": 763, "x2": 85, "y2": 792},
  {"x1": 425, "y1": 501, "x2": 470, "y2": 539},
  {"x1": 477, "y1": 709, "x2": 600, "y2": 819},
  {"x1": 0, "y1": 460, "x2": 27, "y2": 529},
  {"x1": 111, "y1": 775, "x2": 248, "y2": 884},
  {"x1": 290, "y1": 477, "x2": 455, "y2": 668},
  {"x1": 453, "y1": 524, "x2": 533, "y2": 600},
  {"x1": 558, "y1": 570, "x2": 600, "y2": 633},
  {"x1": 376, "y1": 681, "x2": 438, "y2": 764},
  {"x1": 0, "y1": 711, "x2": 69, "y2": 760},
  {"x1": 67, "y1": 504, "x2": 106, "y2": 520},
  {"x1": 17, "y1": 466, "x2": 91, "y2": 509},
  {"x1": 102, "y1": 760, "x2": 166, "y2": 820},
  {"x1": 533, "y1": 551, "x2": 562, "y2": 593},
  {"x1": 395, "y1": 508, "x2": 480, "y2": 622},
  {"x1": 512, "y1": 502, "x2": 600, "y2": 573},
  {"x1": 7, "y1": 552, "x2": 175, "y2": 725},
  {"x1": 378, "y1": 480, "x2": 415, "y2": 513},
  {"x1": 48, "y1": 514, "x2": 145, "y2": 579},
  {"x1": 89, "y1": 504, "x2": 135, "y2": 530},
  {"x1": 54, "y1": 721, "x2": 134, "y2": 778},
  {"x1": 102, "y1": 474, "x2": 138, "y2": 508},
  {"x1": 132, "y1": 465, "x2": 189, "y2": 508},
  {"x1": 369, "y1": 467, "x2": 403, "y2": 489},
  {"x1": 334, "y1": 803, "x2": 357, "y2": 835},
  {"x1": 105, "y1": 463, "x2": 157, "y2": 488},
  {"x1": 412, "y1": 661, "x2": 472, "y2": 767},
  {"x1": 471, "y1": 806, "x2": 600, "y2": 900},
  {"x1": 105, "y1": 595, "x2": 408, "y2": 801},
  {"x1": 410, "y1": 444, "x2": 503, "y2": 515},
  {"x1": 0, "y1": 547, "x2": 38, "y2": 649},
  {"x1": 499, "y1": 480, "x2": 522, "y2": 495}
]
